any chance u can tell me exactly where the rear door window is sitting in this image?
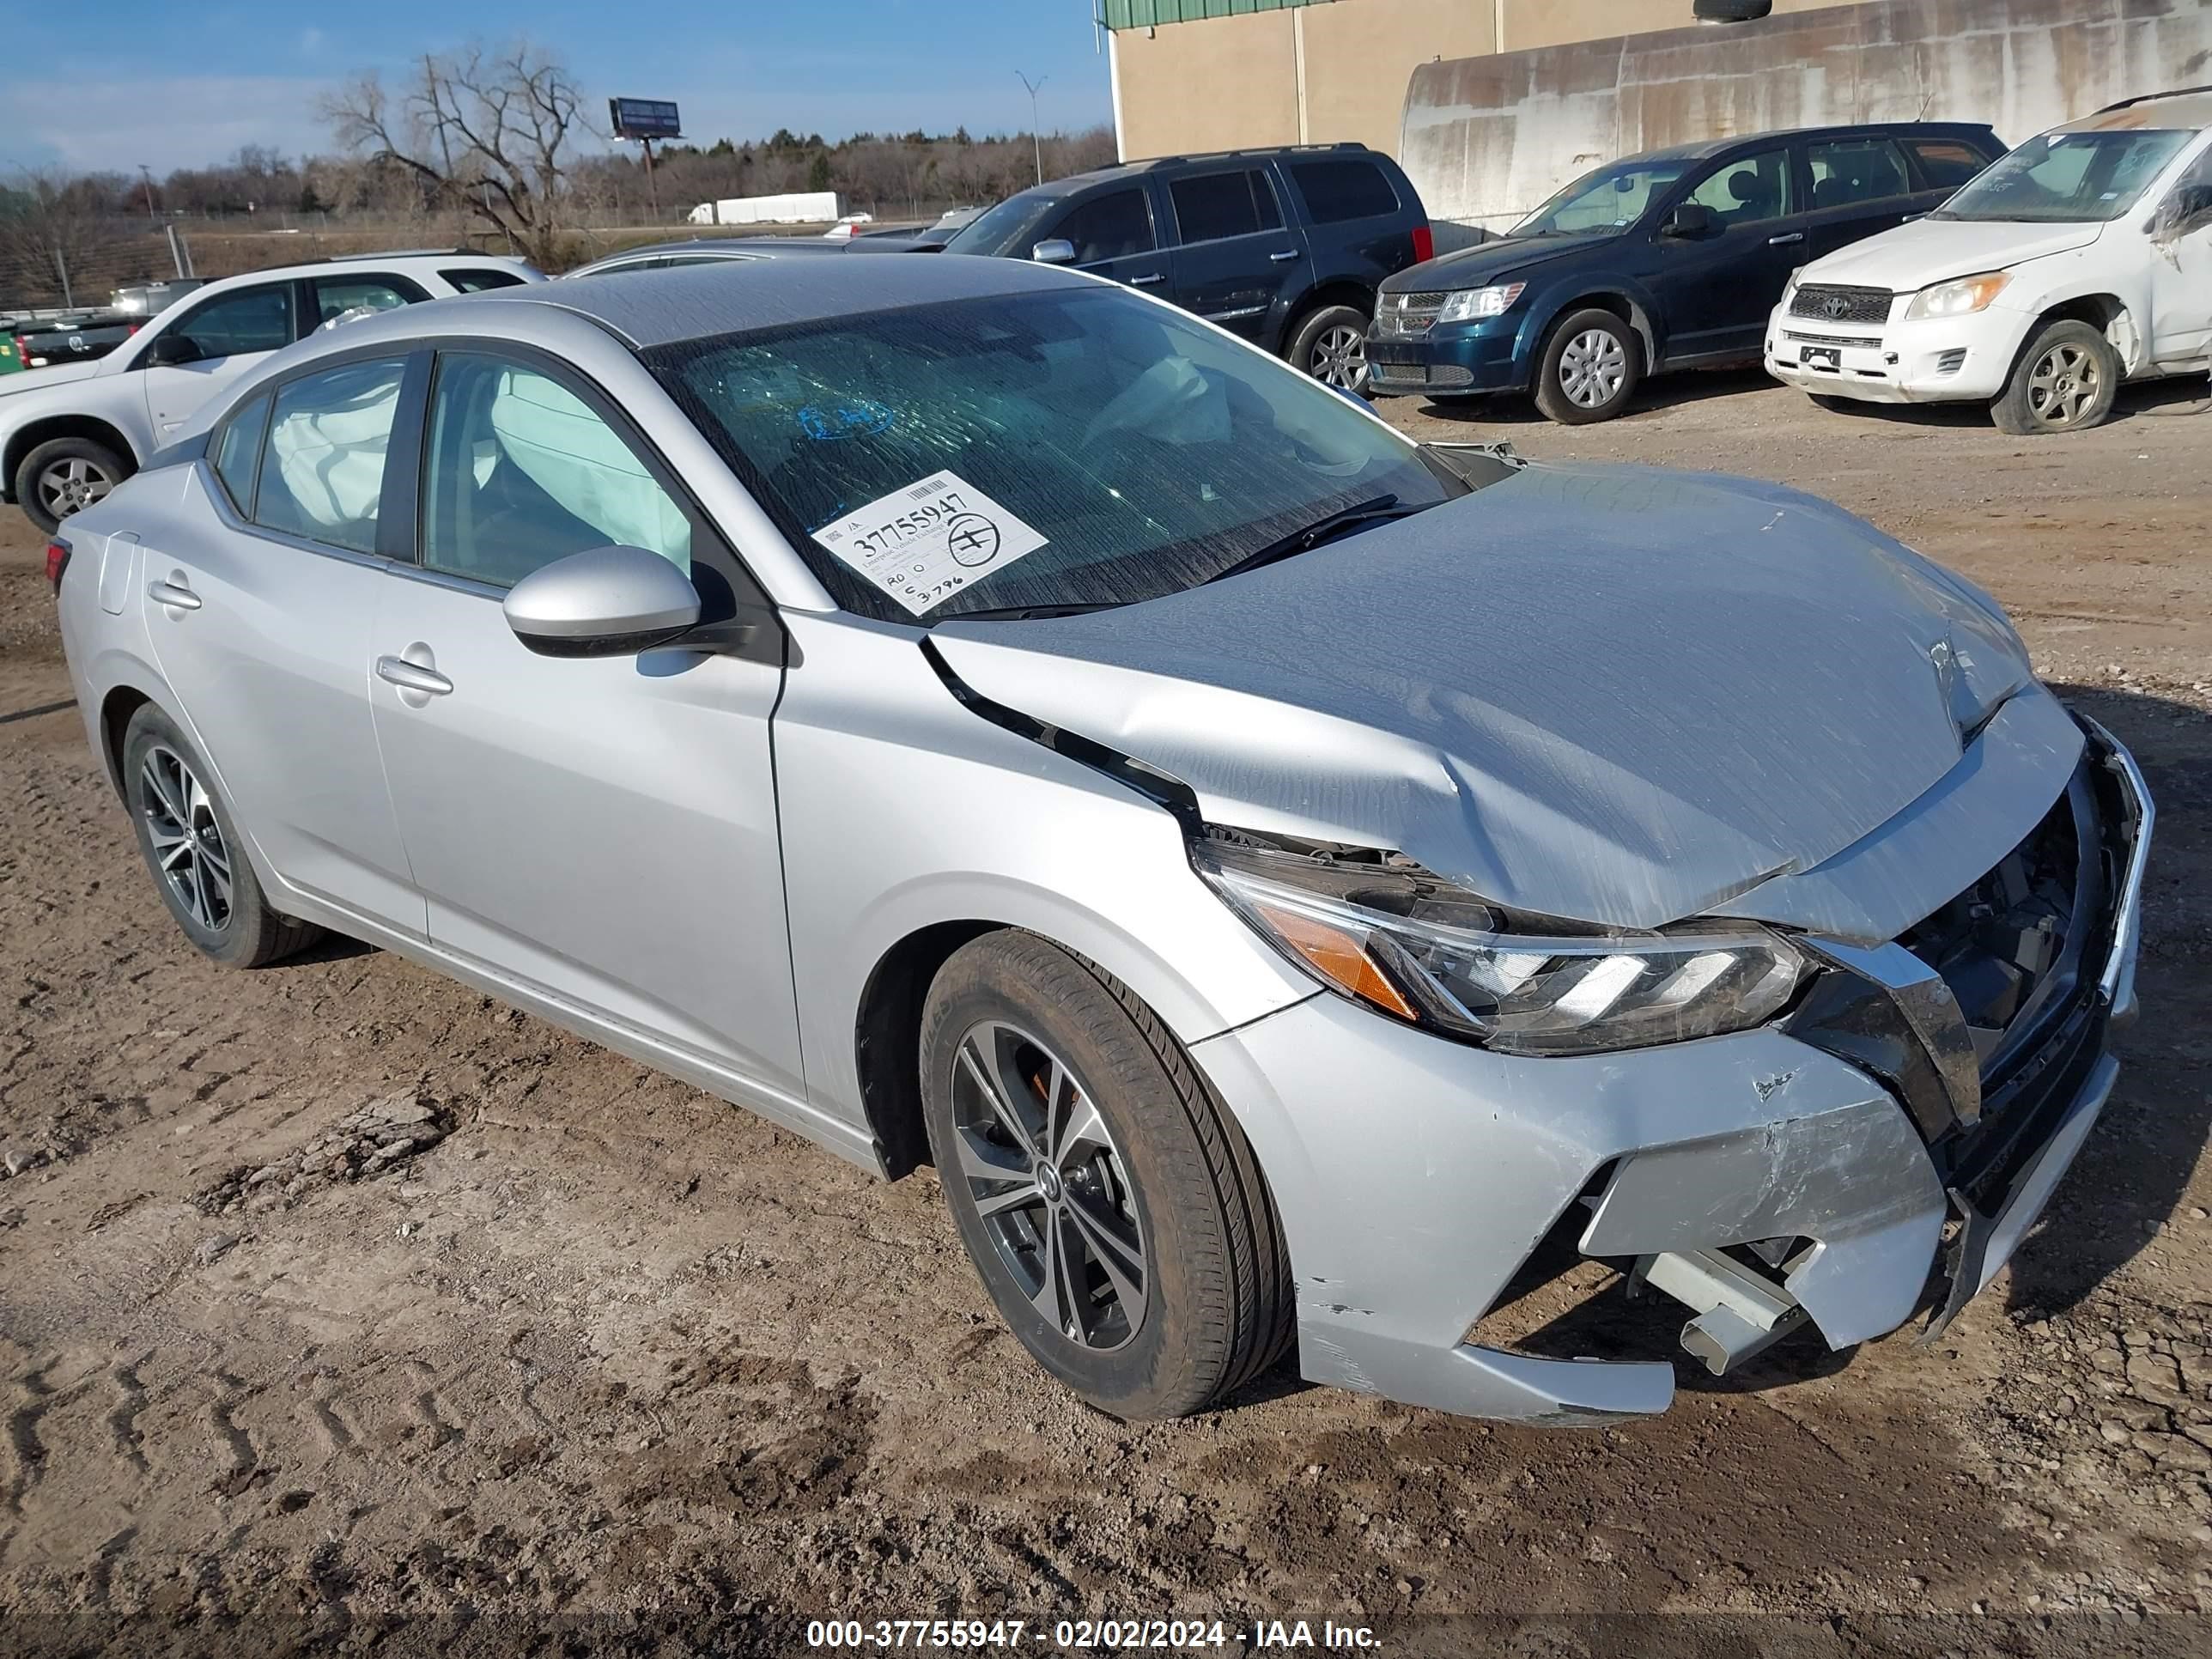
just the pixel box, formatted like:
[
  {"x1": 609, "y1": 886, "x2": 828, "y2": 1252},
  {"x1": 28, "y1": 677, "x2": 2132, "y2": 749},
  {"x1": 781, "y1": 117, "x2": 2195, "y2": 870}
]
[
  {"x1": 1808, "y1": 139, "x2": 1915, "y2": 210},
  {"x1": 311, "y1": 275, "x2": 427, "y2": 326},
  {"x1": 1906, "y1": 139, "x2": 1991, "y2": 188},
  {"x1": 1049, "y1": 190, "x2": 1157, "y2": 264},
  {"x1": 252, "y1": 356, "x2": 409, "y2": 556},
  {"x1": 1289, "y1": 159, "x2": 1401, "y2": 223},
  {"x1": 1169, "y1": 169, "x2": 1280, "y2": 244}
]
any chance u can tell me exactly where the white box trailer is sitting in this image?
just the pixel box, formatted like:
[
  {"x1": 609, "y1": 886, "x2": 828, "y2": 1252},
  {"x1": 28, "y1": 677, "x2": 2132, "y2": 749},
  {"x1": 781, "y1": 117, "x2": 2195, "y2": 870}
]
[{"x1": 686, "y1": 191, "x2": 842, "y2": 227}]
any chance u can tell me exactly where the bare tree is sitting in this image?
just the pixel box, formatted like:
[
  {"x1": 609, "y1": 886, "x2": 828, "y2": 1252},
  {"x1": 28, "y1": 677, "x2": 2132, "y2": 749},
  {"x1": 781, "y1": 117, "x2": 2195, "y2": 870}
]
[
  {"x1": 0, "y1": 169, "x2": 132, "y2": 308},
  {"x1": 319, "y1": 41, "x2": 586, "y2": 265}
]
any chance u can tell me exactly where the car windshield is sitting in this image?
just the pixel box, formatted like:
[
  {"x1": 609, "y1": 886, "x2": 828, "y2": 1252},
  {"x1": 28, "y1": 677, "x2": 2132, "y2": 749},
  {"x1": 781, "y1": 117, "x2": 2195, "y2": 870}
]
[
  {"x1": 1929, "y1": 129, "x2": 2195, "y2": 222},
  {"x1": 942, "y1": 192, "x2": 1065, "y2": 257},
  {"x1": 1513, "y1": 160, "x2": 1692, "y2": 236},
  {"x1": 650, "y1": 286, "x2": 1464, "y2": 623}
]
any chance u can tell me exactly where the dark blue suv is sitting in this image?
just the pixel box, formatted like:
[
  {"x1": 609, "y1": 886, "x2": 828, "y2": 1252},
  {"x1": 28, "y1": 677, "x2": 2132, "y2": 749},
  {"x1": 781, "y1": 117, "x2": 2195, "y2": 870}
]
[
  {"x1": 1367, "y1": 123, "x2": 2002, "y2": 422},
  {"x1": 940, "y1": 144, "x2": 1432, "y2": 390}
]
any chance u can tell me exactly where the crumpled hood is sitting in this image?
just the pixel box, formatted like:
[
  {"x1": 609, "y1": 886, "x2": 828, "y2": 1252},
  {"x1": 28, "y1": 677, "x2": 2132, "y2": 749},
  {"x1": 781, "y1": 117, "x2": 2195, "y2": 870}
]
[
  {"x1": 933, "y1": 463, "x2": 2037, "y2": 933},
  {"x1": 1803, "y1": 216, "x2": 2106, "y2": 291},
  {"x1": 1383, "y1": 233, "x2": 1616, "y2": 294}
]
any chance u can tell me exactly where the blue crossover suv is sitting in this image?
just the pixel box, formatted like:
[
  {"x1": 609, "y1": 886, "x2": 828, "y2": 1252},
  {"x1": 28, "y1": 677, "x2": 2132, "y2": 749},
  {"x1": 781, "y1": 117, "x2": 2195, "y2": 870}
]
[{"x1": 1366, "y1": 123, "x2": 2002, "y2": 423}]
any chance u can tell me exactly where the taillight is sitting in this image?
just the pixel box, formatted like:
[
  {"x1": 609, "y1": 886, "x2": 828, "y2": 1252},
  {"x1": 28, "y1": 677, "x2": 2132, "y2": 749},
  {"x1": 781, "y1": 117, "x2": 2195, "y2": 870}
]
[
  {"x1": 1412, "y1": 222, "x2": 1435, "y2": 264},
  {"x1": 46, "y1": 541, "x2": 71, "y2": 592}
]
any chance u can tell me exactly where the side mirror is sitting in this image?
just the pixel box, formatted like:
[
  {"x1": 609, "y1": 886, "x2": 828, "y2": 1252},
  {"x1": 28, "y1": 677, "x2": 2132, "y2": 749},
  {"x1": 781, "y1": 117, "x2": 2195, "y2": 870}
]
[
  {"x1": 1030, "y1": 238, "x2": 1077, "y2": 265},
  {"x1": 502, "y1": 544, "x2": 702, "y2": 659},
  {"x1": 1661, "y1": 203, "x2": 1718, "y2": 240},
  {"x1": 145, "y1": 333, "x2": 203, "y2": 367}
]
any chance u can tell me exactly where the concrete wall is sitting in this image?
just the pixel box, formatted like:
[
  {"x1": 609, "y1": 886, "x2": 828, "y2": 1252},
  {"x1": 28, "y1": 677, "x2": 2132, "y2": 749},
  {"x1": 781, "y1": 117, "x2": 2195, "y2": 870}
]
[
  {"x1": 1113, "y1": 10, "x2": 1301, "y2": 159},
  {"x1": 1401, "y1": 0, "x2": 2212, "y2": 228},
  {"x1": 1109, "y1": 0, "x2": 1857, "y2": 162}
]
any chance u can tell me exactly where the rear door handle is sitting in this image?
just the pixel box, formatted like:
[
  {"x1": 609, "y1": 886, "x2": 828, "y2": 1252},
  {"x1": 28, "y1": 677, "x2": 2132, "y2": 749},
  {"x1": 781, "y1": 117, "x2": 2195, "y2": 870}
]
[
  {"x1": 1269, "y1": 248, "x2": 1303, "y2": 263},
  {"x1": 375, "y1": 655, "x2": 453, "y2": 697},
  {"x1": 1767, "y1": 231, "x2": 1806, "y2": 246},
  {"x1": 147, "y1": 577, "x2": 201, "y2": 611},
  {"x1": 1129, "y1": 272, "x2": 1165, "y2": 287}
]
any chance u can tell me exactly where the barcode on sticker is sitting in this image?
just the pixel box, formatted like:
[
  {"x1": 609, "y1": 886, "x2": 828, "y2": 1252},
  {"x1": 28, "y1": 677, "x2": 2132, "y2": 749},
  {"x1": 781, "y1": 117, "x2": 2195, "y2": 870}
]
[{"x1": 906, "y1": 477, "x2": 952, "y2": 501}]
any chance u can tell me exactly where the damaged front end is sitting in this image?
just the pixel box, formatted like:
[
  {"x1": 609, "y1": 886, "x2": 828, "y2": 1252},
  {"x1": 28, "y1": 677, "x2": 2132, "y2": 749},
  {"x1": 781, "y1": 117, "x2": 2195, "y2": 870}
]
[{"x1": 1187, "y1": 713, "x2": 2150, "y2": 1421}]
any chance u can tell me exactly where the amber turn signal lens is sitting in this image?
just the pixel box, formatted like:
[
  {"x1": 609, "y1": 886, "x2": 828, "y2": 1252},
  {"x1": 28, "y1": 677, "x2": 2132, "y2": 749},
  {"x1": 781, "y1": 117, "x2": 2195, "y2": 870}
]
[{"x1": 1255, "y1": 901, "x2": 1418, "y2": 1022}]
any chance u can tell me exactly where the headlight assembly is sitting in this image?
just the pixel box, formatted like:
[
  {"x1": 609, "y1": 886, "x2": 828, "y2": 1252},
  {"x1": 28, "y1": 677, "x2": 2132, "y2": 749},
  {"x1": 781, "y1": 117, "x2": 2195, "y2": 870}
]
[
  {"x1": 1905, "y1": 271, "x2": 2011, "y2": 321},
  {"x1": 1194, "y1": 833, "x2": 1805, "y2": 1058},
  {"x1": 1437, "y1": 283, "x2": 1527, "y2": 325}
]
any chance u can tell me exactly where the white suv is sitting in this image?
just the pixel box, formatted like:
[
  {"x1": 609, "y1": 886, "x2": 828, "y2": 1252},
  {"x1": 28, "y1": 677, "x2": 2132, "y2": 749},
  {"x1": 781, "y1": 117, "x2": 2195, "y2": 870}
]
[
  {"x1": 1766, "y1": 88, "x2": 2212, "y2": 434},
  {"x1": 2, "y1": 252, "x2": 541, "y2": 531}
]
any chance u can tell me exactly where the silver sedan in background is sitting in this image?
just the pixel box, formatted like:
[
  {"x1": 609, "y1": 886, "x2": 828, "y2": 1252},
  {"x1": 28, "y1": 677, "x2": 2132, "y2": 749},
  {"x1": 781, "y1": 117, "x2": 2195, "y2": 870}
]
[{"x1": 52, "y1": 257, "x2": 2148, "y2": 1423}]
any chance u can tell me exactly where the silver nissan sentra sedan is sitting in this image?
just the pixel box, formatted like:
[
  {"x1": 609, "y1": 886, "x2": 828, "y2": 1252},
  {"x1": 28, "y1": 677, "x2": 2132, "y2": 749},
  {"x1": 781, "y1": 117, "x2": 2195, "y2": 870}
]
[{"x1": 52, "y1": 256, "x2": 2150, "y2": 1424}]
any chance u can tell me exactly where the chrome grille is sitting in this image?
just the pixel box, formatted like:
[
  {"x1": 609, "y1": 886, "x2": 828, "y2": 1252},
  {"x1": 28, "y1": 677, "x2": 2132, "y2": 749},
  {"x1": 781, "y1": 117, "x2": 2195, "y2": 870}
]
[
  {"x1": 1784, "y1": 330, "x2": 1881, "y2": 350},
  {"x1": 1378, "y1": 292, "x2": 1448, "y2": 337},
  {"x1": 1790, "y1": 284, "x2": 1893, "y2": 325}
]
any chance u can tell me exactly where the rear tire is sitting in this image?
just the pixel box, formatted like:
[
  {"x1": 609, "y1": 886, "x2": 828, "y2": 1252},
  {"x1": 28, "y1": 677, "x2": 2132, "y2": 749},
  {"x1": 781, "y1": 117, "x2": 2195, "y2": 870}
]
[
  {"x1": 920, "y1": 931, "x2": 1293, "y2": 1419},
  {"x1": 121, "y1": 704, "x2": 319, "y2": 969},
  {"x1": 16, "y1": 435, "x2": 131, "y2": 535},
  {"x1": 1991, "y1": 319, "x2": 2119, "y2": 435},
  {"x1": 1287, "y1": 303, "x2": 1372, "y2": 393},
  {"x1": 1534, "y1": 307, "x2": 1642, "y2": 424}
]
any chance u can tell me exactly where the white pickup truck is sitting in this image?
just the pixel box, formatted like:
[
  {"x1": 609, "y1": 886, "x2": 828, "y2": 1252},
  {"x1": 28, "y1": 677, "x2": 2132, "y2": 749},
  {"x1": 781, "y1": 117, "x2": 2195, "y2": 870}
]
[
  {"x1": 2, "y1": 252, "x2": 539, "y2": 532},
  {"x1": 1766, "y1": 87, "x2": 2212, "y2": 434}
]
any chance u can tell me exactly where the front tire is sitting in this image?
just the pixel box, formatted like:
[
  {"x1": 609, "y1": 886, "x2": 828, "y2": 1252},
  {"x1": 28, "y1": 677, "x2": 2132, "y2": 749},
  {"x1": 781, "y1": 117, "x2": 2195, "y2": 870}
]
[
  {"x1": 920, "y1": 932, "x2": 1292, "y2": 1419},
  {"x1": 121, "y1": 704, "x2": 319, "y2": 969},
  {"x1": 1534, "y1": 307, "x2": 1642, "y2": 424},
  {"x1": 1287, "y1": 303, "x2": 1372, "y2": 393},
  {"x1": 16, "y1": 435, "x2": 131, "y2": 535},
  {"x1": 1991, "y1": 319, "x2": 2119, "y2": 435}
]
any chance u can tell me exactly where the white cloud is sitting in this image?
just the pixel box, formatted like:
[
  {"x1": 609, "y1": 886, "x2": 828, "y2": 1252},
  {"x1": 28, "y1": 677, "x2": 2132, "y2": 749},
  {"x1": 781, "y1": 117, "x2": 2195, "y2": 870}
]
[{"x1": 0, "y1": 76, "x2": 333, "y2": 173}]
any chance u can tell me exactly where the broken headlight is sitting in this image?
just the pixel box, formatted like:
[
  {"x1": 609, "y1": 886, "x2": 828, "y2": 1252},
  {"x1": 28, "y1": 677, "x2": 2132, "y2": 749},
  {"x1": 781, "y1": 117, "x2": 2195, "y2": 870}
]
[{"x1": 1194, "y1": 831, "x2": 1805, "y2": 1058}]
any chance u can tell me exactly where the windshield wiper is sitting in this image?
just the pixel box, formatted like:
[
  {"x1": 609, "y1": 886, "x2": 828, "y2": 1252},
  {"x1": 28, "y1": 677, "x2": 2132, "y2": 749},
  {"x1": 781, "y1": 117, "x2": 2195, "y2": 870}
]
[
  {"x1": 932, "y1": 601, "x2": 1121, "y2": 624},
  {"x1": 1200, "y1": 495, "x2": 1421, "y2": 586}
]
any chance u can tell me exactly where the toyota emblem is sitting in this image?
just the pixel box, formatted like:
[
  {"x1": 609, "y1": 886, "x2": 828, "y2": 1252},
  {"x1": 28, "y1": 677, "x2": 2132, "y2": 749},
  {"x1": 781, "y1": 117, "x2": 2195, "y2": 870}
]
[{"x1": 1821, "y1": 295, "x2": 1850, "y2": 320}]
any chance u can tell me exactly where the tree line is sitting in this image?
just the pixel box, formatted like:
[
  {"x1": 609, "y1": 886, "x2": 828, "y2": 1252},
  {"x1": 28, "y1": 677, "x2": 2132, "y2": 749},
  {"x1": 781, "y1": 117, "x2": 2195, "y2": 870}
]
[{"x1": 2, "y1": 39, "x2": 1113, "y2": 298}]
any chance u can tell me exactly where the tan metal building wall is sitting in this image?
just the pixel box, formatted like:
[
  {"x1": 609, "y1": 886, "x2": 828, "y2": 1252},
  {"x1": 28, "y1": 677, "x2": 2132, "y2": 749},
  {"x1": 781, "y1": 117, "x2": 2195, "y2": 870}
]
[{"x1": 1108, "y1": 0, "x2": 1850, "y2": 161}]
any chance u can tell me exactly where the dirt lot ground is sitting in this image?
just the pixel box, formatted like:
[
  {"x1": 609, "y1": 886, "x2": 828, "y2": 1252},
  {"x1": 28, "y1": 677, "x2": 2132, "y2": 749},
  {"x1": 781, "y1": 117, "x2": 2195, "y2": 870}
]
[{"x1": 3, "y1": 368, "x2": 2210, "y2": 1654}]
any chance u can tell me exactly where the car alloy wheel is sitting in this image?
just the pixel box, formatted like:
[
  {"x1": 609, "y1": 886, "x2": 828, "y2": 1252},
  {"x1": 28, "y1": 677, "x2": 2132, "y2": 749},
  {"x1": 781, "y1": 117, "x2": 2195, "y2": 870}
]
[
  {"x1": 947, "y1": 1018, "x2": 1149, "y2": 1351},
  {"x1": 2026, "y1": 342, "x2": 2102, "y2": 428},
  {"x1": 1559, "y1": 327, "x2": 1629, "y2": 410},
  {"x1": 139, "y1": 742, "x2": 233, "y2": 933},
  {"x1": 1309, "y1": 324, "x2": 1369, "y2": 392},
  {"x1": 37, "y1": 455, "x2": 117, "y2": 520}
]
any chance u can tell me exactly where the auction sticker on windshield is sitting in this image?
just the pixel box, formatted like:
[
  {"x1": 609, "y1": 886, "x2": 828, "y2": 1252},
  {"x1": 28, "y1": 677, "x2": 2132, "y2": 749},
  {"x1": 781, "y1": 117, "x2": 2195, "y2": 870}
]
[{"x1": 813, "y1": 471, "x2": 1048, "y2": 615}]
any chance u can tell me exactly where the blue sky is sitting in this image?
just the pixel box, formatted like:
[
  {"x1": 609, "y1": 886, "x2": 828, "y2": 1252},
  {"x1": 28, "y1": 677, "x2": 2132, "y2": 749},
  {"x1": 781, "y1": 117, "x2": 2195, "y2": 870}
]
[{"x1": 2, "y1": 0, "x2": 1116, "y2": 174}]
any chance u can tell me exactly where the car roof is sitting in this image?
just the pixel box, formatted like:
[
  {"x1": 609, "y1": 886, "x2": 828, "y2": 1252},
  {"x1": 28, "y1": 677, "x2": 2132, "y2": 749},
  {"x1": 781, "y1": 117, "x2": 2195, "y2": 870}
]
[
  {"x1": 465, "y1": 252, "x2": 1096, "y2": 349},
  {"x1": 2057, "y1": 87, "x2": 2212, "y2": 133},
  {"x1": 1611, "y1": 122, "x2": 1998, "y2": 167},
  {"x1": 1018, "y1": 141, "x2": 1388, "y2": 197},
  {"x1": 182, "y1": 250, "x2": 537, "y2": 297},
  {"x1": 568, "y1": 237, "x2": 849, "y2": 272}
]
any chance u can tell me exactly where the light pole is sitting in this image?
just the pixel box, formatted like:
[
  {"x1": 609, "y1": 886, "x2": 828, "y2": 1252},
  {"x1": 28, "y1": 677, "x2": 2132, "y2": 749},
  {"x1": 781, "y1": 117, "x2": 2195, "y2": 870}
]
[
  {"x1": 1017, "y1": 70, "x2": 1048, "y2": 185},
  {"x1": 137, "y1": 164, "x2": 157, "y2": 224}
]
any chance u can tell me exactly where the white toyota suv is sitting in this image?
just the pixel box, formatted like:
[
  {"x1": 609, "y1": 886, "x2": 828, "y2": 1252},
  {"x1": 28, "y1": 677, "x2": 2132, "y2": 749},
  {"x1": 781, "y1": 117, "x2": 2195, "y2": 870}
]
[
  {"x1": 2, "y1": 251, "x2": 541, "y2": 532},
  {"x1": 1766, "y1": 88, "x2": 2212, "y2": 434}
]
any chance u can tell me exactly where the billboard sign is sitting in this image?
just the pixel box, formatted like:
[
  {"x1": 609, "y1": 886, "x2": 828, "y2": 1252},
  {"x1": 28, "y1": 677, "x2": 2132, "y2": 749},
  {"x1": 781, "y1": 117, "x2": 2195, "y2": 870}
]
[{"x1": 609, "y1": 98, "x2": 683, "y2": 141}]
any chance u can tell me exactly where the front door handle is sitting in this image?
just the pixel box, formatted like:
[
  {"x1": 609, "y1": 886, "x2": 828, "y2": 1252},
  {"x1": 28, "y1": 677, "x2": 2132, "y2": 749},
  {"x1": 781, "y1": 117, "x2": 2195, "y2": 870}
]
[
  {"x1": 376, "y1": 654, "x2": 453, "y2": 698},
  {"x1": 1269, "y1": 248, "x2": 1303, "y2": 263},
  {"x1": 1129, "y1": 272, "x2": 1165, "y2": 287},
  {"x1": 1767, "y1": 231, "x2": 1806, "y2": 246},
  {"x1": 148, "y1": 577, "x2": 201, "y2": 612}
]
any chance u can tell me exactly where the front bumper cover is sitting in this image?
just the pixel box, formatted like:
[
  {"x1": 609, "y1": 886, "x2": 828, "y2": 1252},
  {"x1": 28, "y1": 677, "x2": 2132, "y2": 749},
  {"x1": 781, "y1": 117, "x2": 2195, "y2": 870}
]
[{"x1": 1191, "y1": 719, "x2": 2150, "y2": 1423}]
